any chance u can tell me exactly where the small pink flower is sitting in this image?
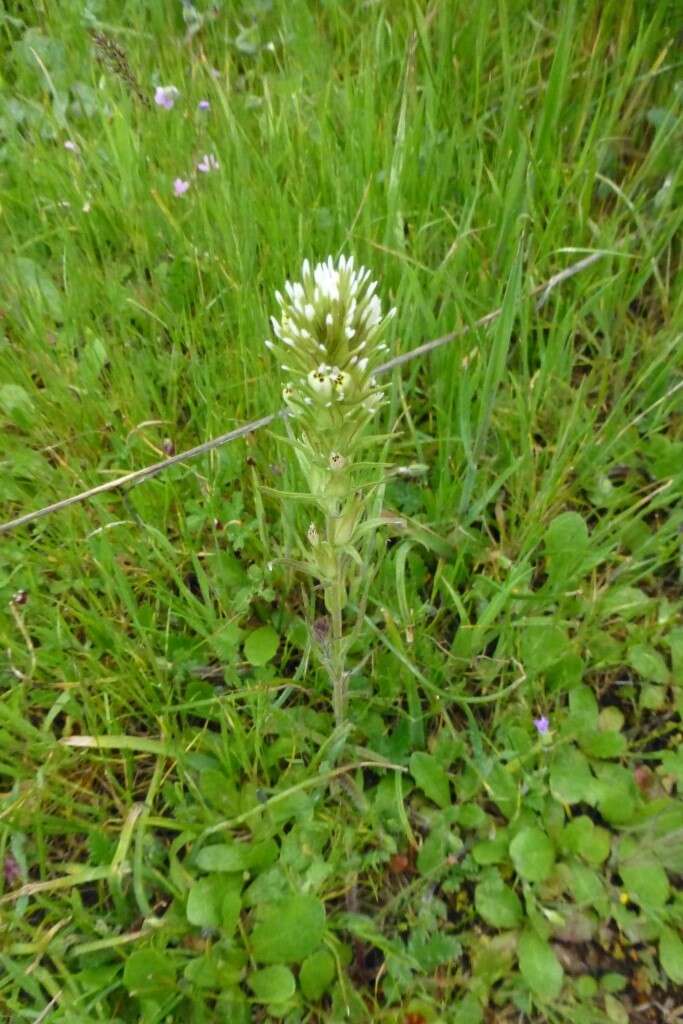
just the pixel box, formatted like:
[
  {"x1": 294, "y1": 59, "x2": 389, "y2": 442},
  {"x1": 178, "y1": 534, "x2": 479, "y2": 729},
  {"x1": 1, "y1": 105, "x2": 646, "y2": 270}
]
[
  {"x1": 534, "y1": 716, "x2": 550, "y2": 735},
  {"x1": 198, "y1": 99, "x2": 210, "y2": 110},
  {"x1": 155, "y1": 85, "x2": 179, "y2": 110},
  {"x1": 64, "y1": 140, "x2": 78, "y2": 152},
  {"x1": 197, "y1": 153, "x2": 219, "y2": 173},
  {"x1": 173, "y1": 178, "x2": 191, "y2": 197}
]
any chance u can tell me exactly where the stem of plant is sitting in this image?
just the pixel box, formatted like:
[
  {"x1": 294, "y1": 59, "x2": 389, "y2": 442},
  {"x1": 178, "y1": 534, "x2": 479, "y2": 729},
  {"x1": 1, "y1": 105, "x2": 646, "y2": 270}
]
[{"x1": 327, "y1": 538, "x2": 348, "y2": 728}]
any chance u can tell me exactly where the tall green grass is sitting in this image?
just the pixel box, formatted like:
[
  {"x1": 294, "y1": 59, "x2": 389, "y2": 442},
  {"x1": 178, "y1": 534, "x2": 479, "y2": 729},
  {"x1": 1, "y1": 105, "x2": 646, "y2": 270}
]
[{"x1": 1, "y1": 1, "x2": 681, "y2": 1021}]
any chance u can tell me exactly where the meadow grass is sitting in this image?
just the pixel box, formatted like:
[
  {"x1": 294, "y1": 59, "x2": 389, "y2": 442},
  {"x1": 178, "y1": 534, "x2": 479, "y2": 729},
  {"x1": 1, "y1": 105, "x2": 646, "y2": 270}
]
[{"x1": 1, "y1": 1, "x2": 682, "y2": 1021}]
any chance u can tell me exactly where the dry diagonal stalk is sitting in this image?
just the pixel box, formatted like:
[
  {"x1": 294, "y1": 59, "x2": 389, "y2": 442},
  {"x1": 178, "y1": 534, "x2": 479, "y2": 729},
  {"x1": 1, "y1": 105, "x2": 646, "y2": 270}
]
[{"x1": 0, "y1": 250, "x2": 608, "y2": 537}]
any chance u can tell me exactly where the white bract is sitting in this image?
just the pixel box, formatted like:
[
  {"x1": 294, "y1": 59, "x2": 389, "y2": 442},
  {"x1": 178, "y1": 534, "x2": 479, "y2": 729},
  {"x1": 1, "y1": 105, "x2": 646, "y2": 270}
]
[{"x1": 266, "y1": 256, "x2": 395, "y2": 456}]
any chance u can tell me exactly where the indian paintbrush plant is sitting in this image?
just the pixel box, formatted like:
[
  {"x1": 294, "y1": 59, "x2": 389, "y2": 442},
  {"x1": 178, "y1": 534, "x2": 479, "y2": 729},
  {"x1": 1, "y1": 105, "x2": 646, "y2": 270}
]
[{"x1": 265, "y1": 255, "x2": 397, "y2": 726}]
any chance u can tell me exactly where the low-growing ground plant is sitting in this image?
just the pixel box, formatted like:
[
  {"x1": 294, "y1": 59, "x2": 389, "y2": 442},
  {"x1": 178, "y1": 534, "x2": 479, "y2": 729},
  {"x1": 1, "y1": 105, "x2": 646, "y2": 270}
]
[{"x1": 0, "y1": 2, "x2": 681, "y2": 1023}]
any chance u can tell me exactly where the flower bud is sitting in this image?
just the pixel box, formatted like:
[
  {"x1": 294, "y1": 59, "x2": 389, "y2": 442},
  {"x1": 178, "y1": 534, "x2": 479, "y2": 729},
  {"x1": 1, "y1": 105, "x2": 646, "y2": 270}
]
[{"x1": 307, "y1": 522, "x2": 320, "y2": 547}]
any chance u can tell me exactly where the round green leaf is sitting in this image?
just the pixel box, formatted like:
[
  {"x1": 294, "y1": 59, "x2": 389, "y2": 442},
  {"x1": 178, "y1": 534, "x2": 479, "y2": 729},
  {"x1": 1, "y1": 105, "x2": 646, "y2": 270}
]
[
  {"x1": 251, "y1": 893, "x2": 326, "y2": 963},
  {"x1": 550, "y1": 747, "x2": 593, "y2": 804},
  {"x1": 620, "y1": 864, "x2": 670, "y2": 908},
  {"x1": 510, "y1": 827, "x2": 556, "y2": 882},
  {"x1": 300, "y1": 948, "x2": 336, "y2": 1000},
  {"x1": 518, "y1": 928, "x2": 564, "y2": 1000},
  {"x1": 123, "y1": 949, "x2": 177, "y2": 999},
  {"x1": 244, "y1": 625, "x2": 279, "y2": 666},
  {"x1": 248, "y1": 964, "x2": 296, "y2": 1003},
  {"x1": 581, "y1": 825, "x2": 611, "y2": 866}
]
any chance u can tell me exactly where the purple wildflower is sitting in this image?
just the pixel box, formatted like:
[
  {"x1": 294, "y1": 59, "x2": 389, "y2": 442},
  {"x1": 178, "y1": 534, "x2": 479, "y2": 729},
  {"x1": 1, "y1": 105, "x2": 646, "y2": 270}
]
[
  {"x1": 534, "y1": 716, "x2": 550, "y2": 735},
  {"x1": 197, "y1": 153, "x2": 219, "y2": 173},
  {"x1": 198, "y1": 99, "x2": 210, "y2": 110},
  {"x1": 173, "y1": 178, "x2": 191, "y2": 197},
  {"x1": 154, "y1": 85, "x2": 179, "y2": 110}
]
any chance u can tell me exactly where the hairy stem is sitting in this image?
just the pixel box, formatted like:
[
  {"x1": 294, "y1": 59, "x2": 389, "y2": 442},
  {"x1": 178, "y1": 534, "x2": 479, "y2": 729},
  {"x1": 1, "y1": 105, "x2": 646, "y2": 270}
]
[{"x1": 326, "y1": 529, "x2": 348, "y2": 728}]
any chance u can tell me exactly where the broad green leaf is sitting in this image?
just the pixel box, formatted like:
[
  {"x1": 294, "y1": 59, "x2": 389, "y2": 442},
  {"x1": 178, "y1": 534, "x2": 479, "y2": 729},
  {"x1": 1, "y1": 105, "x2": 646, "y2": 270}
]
[
  {"x1": 80, "y1": 336, "x2": 109, "y2": 379},
  {"x1": 561, "y1": 816, "x2": 610, "y2": 865},
  {"x1": 0, "y1": 384, "x2": 35, "y2": 429},
  {"x1": 544, "y1": 511, "x2": 589, "y2": 586},
  {"x1": 248, "y1": 964, "x2": 296, "y2": 1003},
  {"x1": 546, "y1": 652, "x2": 584, "y2": 692},
  {"x1": 244, "y1": 625, "x2": 279, "y2": 666},
  {"x1": 123, "y1": 949, "x2": 176, "y2": 998},
  {"x1": 640, "y1": 684, "x2": 666, "y2": 710},
  {"x1": 472, "y1": 836, "x2": 508, "y2": 865},
  {"x1": 598, "y1": 706, "x2": 624, "y2": 732},
  {"x1": 410, "y1": 751, "x2": 451, "y2": 808},
  {"x1": 569, "y1": 686, "x2": 599, "y2": 730},
  {"x1": 300, "y1": 949, "x2": 336, "y2": 1000},
  {"x1": 510, "y1": 827, "x2": 555, "y2": 882},
  {"x1": 186, "y1": 875, "x2": 241, "y2": 931},
  {"x1": 582, "y1": 826, "x2": 611, "y2": 866},
  {"x1": 628, "y1": 643, "x2": 669, "y2": 683},
  {"x1": 251, "y1": 893, "x2": 326, "y2": 963},
  {"x1": 560, "y1": 815, "x2": 593, "y2": 856},
  {"x1": 571, "y1": 863, "x2": 608, "y2": 913},
  {"x1": 620, "y1": 864, "x2": 670, "y2": 908},
  {"x1": 598, "y1": 585, "x2": 650, "y2": 621},
  {"x1": 604, "y1": 993, "x2": 629, "y2": 1024},
  {"x1": 519, "y1": 620, "x2": 571, "y2": 675},
  {"x1": 486, "y1": 762, "x2": 518, "y2": 819},
  {"x1": 660, "y1": 926, "x2": 683, "y2": 984},
  {"x1": 196, "y1": 838, "x2": 278, "y2": 873},
  {"x1": 409, "y1": 932, "x2": 461, "y2": 971},
  {"x1": 579, "y1": 729, "x2": 626, "y2": 759},
  {"x1": 183, "y1": 952, "x2": 220, "y2": 988},
  {"x1": 659, "y1": 749, "x2": 683, "y2": 782},
  {"x1": 550, "y1": 747, "x2": 593, "y2": 804},
  {"x1": 417, "y1": 826, "x2": 447, "y2": 875},
  {"x1": 12, "y1": 255, "x2": 64, "y2": 319},
  {"x1": 593, "y1": 765, "x2": 637, "y2": 825},
  {"x1": 456, "y1": 803, "x2": 488, "y2": 828},
  {"x1": 518, "y1": 928, "x2": 564, "y2": 1000},
  {"x1": 667, "y1": 627, "x2": 683, "y2": 680},
  {"x1": 474, "y1": 873, "x2": 523, "y2": 928},
  {"x1": 453, "y1": 993, "x2": 484, "y2": 1024},
  {"x1": 210, "y1": 622, "x2": 242, "y2": 660}
]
